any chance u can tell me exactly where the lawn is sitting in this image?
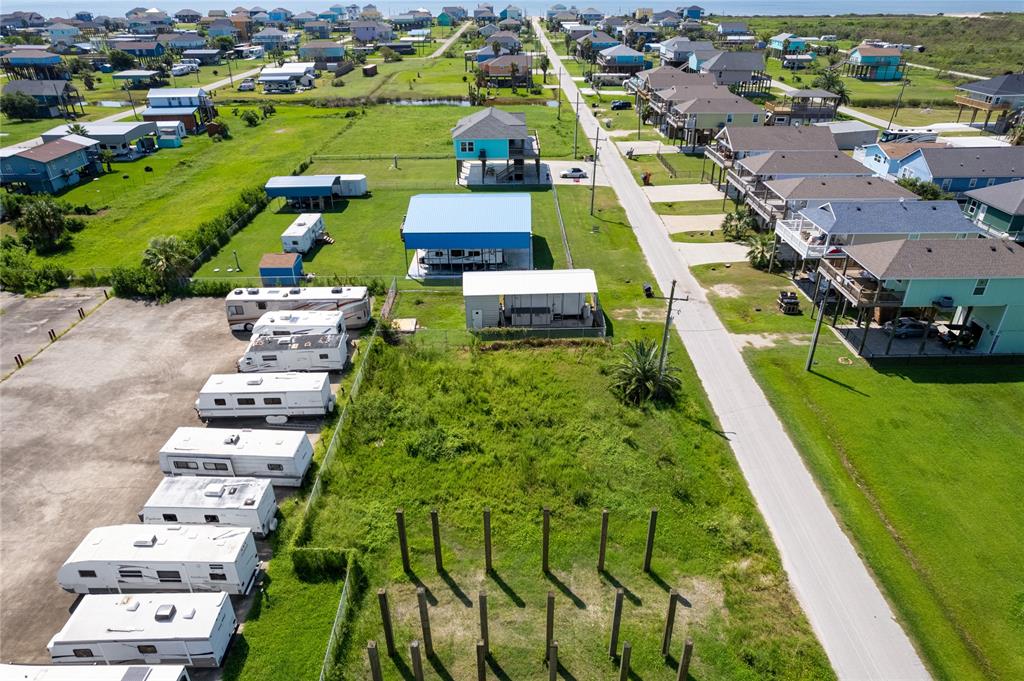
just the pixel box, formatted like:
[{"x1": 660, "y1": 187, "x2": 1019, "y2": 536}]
[
  {"x1": 767, "y1": 60, "x2": 962, "y2": 107},
  {"x1": 68, "y1": 64, "x2": 246, "y2": 106},
  {"x1": 653, "y1": 198, "x2": 739, "y2": 216},
  {"x1": 692, "y1": 261, "x2": 1024, "y2": 681},
  {"x1": 625, "y1": 153, "x2": 706, "y2": 186},
  {"x1": 670, "y1": 230, "x2": 727, "y2": 244},
  {"x1": 0, "y1": 104, "x2": 129, "y2": 145},
  {"x1": 849, "y1": 106, "x2": 964, "y2": 127}
]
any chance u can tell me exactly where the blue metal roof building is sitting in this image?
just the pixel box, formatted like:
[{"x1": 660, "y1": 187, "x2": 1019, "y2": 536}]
[
  {"x1": 401, "y1": 193, "x2": 532, "y2": 249},
  {"x1": 264, "y1": 175, "x2": 343, "y2": 209}
]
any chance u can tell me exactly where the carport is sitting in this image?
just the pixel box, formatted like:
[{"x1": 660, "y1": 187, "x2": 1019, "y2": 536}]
[{"x1": 264, "y1": 175, "x2": 342, "y2": 210}]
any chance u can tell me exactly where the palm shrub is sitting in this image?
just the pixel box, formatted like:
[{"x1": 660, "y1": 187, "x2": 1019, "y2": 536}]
[
  {"x1": 610, "y1": 339, "x2": 682, "y2": 406},
  {"x1": 746, "y1": 232, "x2": 775, "y2": 270},
  {"x1": 721, "y1": 206, "x2": 757, "y2": 241},
  {"x1": 142, "y1": 235, "x2": 195, "y2": 291}
]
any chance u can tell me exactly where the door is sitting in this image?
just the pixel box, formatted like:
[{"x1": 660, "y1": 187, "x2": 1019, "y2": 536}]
[{"x1": 472, "y1": 309, "x2": 483, "y2": 330}]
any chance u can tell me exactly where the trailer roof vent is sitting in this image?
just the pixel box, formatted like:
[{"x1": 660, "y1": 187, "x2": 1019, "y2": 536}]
[
  {"x1": 228, "y1": 486, "x2": 239, "y2": 495},
  {"x1": 182, "y1": 608, "x2": 196, "y2": 620},
  {"x1": 233, "y1": 289, "x2": 244, "y2": 295},
  {"x1": 289, "y1": 288, "x2": 302, "y2": 295},
  {"x1": 223, "y1": 434, "x2": 240, "y2": 445},
  {"x1": 125, "y1": 598, "x2": 140, "y2": 612},
  {"x1": 246, "y1": 288, "x2": 259, "y2": 294},
  {"x1": 154, "y1": 604, "x2": 176, "y2": 621},
  {"x1": 204, "y1": 483, "x2": 226, "y2": 497},
  {"x1": 133, "y1": 535, "x2": 158, "y2": 547},
  {"x1": 246, "y1": 377, "x2": 264, "y2": 386},
  {"x1": 244, "y1": 497, "x2": 256, "y2": 506},
  {"x1": 331, "y1": 287, "x2": 345, "y2": 293}
]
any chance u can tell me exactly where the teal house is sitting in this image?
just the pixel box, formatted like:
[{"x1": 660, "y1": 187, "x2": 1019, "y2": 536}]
[
  {"x1": 843, "y1": 45, "x2": 906, "y2": 81},
  {"x1": 819, "y1": 239, "x2": 1024, "y2": 355},
  {"x1": 965, "y1": 179, "x2": 1024, "y2": 241},
  {"x1": 452, "y1": 107, "x2": 542, "y2": 186},
  {"x1": 0, "y1": 136, "x2": 101, "y2": 194},
  {"x1": 768, "y1": 33, "x2": 807, "y2": 56}
]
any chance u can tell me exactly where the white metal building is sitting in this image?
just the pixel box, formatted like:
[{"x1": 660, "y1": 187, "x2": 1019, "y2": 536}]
[
  {"x1": 47, "y1": 592, "x2": 236, "y2": 667},
  {"x1": 140, "y1": 477, "x2": 278, "y2": 538},
  {"x1": 159, "y1": 427, "x2": 314, "y2": 487},
  {"x1": 0, "y1": 664, "x2": 190, "y2": 680},
  {"x1": 280, "y1": 213, "x2": 325, "y2": 254},
  {"x1": 463, "y1": 269, "x2": 603, "y2": 334},
  {"x1": 58, "y1": 525, "x2": 259, "y2": 596},
  {"x1": 194, "y1": 372, "x2": 334, "y2": 421}
]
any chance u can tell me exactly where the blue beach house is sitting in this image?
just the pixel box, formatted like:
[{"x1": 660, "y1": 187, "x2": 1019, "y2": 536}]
[
  {"x1": 897, "y1": 147, "x2": 1024, "y2": 198},
  {"x1": 452, "y1": 107, "x2": 542, "y2": 186},
  {"x1": 768, "y1": 33, "x2": 807, "y2": 57},
  {"x1": 681, "y1": 5, "x2": 704, "y2": 20},
  {"x1": 857, "y1": 142, "x2": 948, "y2": 179},
  {"x1": 844, "y1": 44, "x2": 906, "y2": 81},
  {"x1": 0, "y1": 136, "x2": 101, "y2": 194}
]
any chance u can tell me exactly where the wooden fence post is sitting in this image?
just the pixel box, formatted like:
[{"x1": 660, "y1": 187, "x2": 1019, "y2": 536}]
[
  {"x1": 417, "y1": 587, "x2": 433, "y2": 657},
  {"x1": 661, "y1": 589, "x2": 678, "y2": 658},
  {"x1": 545, "y1": 590, "x2": 555, "y2": 656},
  {"x1": 608, "y1": 588, "x2": 624, "y2": 658},
  {"x1": 396, "y1": 508, "x2": 411, "y2": 573},
  {"x1": 410, "y1": 640, "x2": 424, "y2": 681},
  {"x1": 366, "y1": 641, "x2": 383, "y2": 681},
  {"x1": 479, "y1": 590, "x2": 489, "y2": 654},
  {"x1": 476, "y1": 639, "x2": 487, "y2": 681},
  {"x1": 548, "y1": 641, "x2": 558, "y2": 681},
  {"x1": 377, "y1": 589, "x2": 395, "y2": 657},
  {"x1": 431, "y1": 509, "x2": 443, "y2": 573},
  {"x1": 677, "y1": 639, "x2": 694, "y2": 681},
  {"x1": 618, "y1": 642, "x2": 632, "y2": 681},
  {"x1": 598, "y1": 508, "x2": 609, "y2": 572},
  {"x1": 643, "y1": 508, "x2": 658, "y2": 573}
]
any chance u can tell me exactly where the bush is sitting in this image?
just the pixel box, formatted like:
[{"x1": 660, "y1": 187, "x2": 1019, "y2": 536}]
[
  {"x1": 0, "y1": 243, "x2": 72, "y2": 293},
  {"x1": 109, "y1": 264, "x2": 161, "y2": 298},
  {"x1": 240, "y1": 109, "x2": 260, "y2": 127},
  {"x1": 331, "y1": 77, "x2": 346, "y2": 87},
  {"x1": 185, "y1": 278, "x2": 241, "y2": 297},
  {"x1": 291, "y1": 547, "x2": 349, "y2": 581}
]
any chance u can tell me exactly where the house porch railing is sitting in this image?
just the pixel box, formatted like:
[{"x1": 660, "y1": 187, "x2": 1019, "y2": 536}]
[
  {"x1": 818, "y1": 258, "x2": 906, "y2": 307},
  {"x1": 953, "y1": 94, "x2": 1010, "y2": 111}
]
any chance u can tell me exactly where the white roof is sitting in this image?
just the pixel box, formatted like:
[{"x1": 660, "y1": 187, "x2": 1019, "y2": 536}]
[
  {"x1": 225, "y1": 285, "x2": 367, "y2": 301},
  {"x1": 463, "y1": 268, "x2": 599, "y2": 296},
  {"x1": 283, "y1": 213, "x2": 322, "y2": 236},
  {"x1": 43, "y1": 122, "x2": 157, "y2": 139},
  {"x1": 161, "y1": 427, "x2": 310, "y2": 459},
  {"x1": 61, "y1": 134, "x2": 100, "y2": 147},
  {"x1": 148, "y1": 87, "x2": 207, "y2": 97},
  {"x1": 254, "y1": 309, "x2": 345, "y2": 331},
  {"x1": 63, "y1": 524, "x2": 252, "y2": 566},
  {"x1": 260, "y1": 63, "x2": 314, "y2": 76},
  {"x1": 0, "y1": 664, "x2": 188, "y2": 680},
  {"x1": 199, "y1": 371, "x2": 329, "y2": 394},
  {"x1": 48, "y1": 592, "x2": 230, "y2": 644},
  {"x1": 144, "y1": 476, "x2": 273, "y2": 511}
]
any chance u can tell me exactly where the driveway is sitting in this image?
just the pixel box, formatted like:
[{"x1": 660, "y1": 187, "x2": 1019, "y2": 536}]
[
  {"x1": 673, "y1": 241, "x2": 750, "y2": 265},
  {"x1": 642, "y1": 184, "x2": 725, "y2": 202},
  {"x1": 661, "y1": 214, "x2": 727, "y2": 233},
  {"x1": 0, "y1": 297, "x2": 248, "y2": 662},
  {"x1": 0, "y1": 289, "x2": 108, "y2": 378},
  {"x1": 546, "y1": 160, "x2": 611, "y2": 186}
]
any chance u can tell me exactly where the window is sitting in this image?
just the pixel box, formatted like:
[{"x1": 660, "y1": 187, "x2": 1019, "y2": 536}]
[
  {"x1": 986, "y1": 178, "x2": 996, "y2": 186},
  {"x1": 204, "y1": 514, "x2": 220, "y2": 523},
  {"x1": 450, "y1": 249, "x2": 465, "y2": 257},
  {"x1": 203, "y1": 462, "x2": 229, "y2": 471},
  {"x1": 267, "y1": 463, "x2": 285, "y2": 471},
  {"x1": 752, "y1": 114, "x2": 759, "y2": 123},
  {"x1": 228, "y1": 305, "x2": 244, "y2": 316},
  {"x1": 955, "y1": 232, "x2": 969, "y2": 240},
  {"x1": 73, "y1": 649, "x2": 94, "y2": 658},
  {"x1": 162, "y1": 513, "x2": 178, "y2": 522},
  {"x1": 237, "y1": 397, "x2": 256, "y2": 406},
  {"x1": 174, "y1": 461, "x2": 199, "y2": 470},
  {"x1": 263, "y1": 397, "x2": 283, "y2": 405},
  {"x1": 973, "y1": 279, "x2": 988, "y2": 296},
  {"x1": 941, "y1": 179, "x2": 952, "y2": 190},
  {"x1": 157, "y1": 570, "x2": 181, "y2": 582},
  {"x1": 261, "y1": 354, "x2": 278, "y2": 361},
  {"x1": 967, "y1": 200, "x2": 977, "y2": 215},
  {"x1": 119, "y1": 568, "x2": 143, "y2": 579},
  {"x1": 872, "y1": 154, "x2": 883, "y2": 163},
  {"x1": 78, "y1": 569, "x2": 97, "y2": 578},
  {"x1": 907, "y1": 233, "x2": 920, "y2": 240},
  {"x1": 138, "y1": 645, "x2": 158, "y2": 654},
  {"x1": 257, "y1": 302, "x2": 267, "y2": 310},
  {"x1": 726, "y1": 113, "x2": 733, "y2": 123},
  {"x1": 459, "y1": 141, "x2": 475, "y2": 153},
  {"x1": 214, "y1": 398, "x2": 227, "y2": 406},
  {"x1": 210, "y1": 573, "x2": 228, "y2": 581},
  {"x1": 968, "y1": 178, "x2": 978, "y2": 188}
]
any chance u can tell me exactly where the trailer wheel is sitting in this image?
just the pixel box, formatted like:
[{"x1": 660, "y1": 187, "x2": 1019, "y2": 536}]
[{"x1": 244, "y1": 323, "x2": 254, "y2": 332}]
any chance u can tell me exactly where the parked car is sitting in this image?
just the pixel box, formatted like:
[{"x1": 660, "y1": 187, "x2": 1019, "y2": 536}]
[
  {"x1": 610, "y1": 100, "x2": 631, "y2": 110},
  {"x1": 883, "y1": 317, "x2": 938, "y2": 339},
  {"x1": 173, "y1": 62, "x2": 199, "y2": 73},
  {"x1": 170, "y1": 64, "x2": 192, "y2": 76},
  {"x1": 238, "y1": 78, "x2": 256, "y2": 91},
  {"x1": 559, "y1": 167, "x2": 587, "y2": 179}
]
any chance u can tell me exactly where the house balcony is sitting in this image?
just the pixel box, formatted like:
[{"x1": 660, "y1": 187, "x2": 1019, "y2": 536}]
[
  {"x1": 818, "y1": 258, "x2": 906, "y2": 307},
  {"x1": 704, "y1": 145, "x2": 733, "y2": 168},
  {"x1": 954, "y1": 94, "x2": 1010, "y2": 111},
  {"x1": 765, "y1": 102, "x2": 837, "y2": 119},
  {"x1": 725, "y1": 168, "x2": 756, "y2": 192},
  {"x1": 507, "y1": 133, "x2": 540, "y2": 159},
  {"x1": 745, "y1": 190, "x2": 786, "y2": 222},
  {"x1": 775, "y1": 218, "x2": 828, "y2": 259}
]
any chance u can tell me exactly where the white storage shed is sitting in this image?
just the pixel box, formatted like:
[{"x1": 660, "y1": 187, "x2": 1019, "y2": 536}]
[
  {"x1": 280, "y1": 213, "x2": 324, "y2": 254},
  {"x1": 337, "y1": 174, "x2": 368, "y2": 197},
  {"x1": 140, "y1": 477, "x2": 278, "y2": 537},
  {"x1": 159, "y1": 427, "x2": 313, "y2": 487},
  {"x1": 463, "y1": 269, "x2": 603, "y2": 333},
  {"x1": 194, "y1": 372, "x2": 335, "y2": 422},
  {"x1": 58, "y1": 525, "x2": 259, "y2": 596},
  {"x1": 47, "y1": 592, "x2": 236, "y2": 667}
]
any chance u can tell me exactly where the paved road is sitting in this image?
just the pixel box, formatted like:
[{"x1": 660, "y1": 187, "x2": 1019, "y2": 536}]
[
  {"x1": 537, "y1": 19, "x2": 931, "y2": 681},
  {"x1": 429, "y1": 22, "x2": 469, "y2": 59}
]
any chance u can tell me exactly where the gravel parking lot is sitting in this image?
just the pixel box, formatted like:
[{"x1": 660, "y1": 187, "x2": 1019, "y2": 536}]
[{"x1": 0, "y1": 297, "x2": 248, "y2": 662}]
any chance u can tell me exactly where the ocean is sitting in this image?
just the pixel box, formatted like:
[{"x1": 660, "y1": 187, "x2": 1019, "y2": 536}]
[{"x1": 6, "y1": 0, "x2": 1023, "y2": 18}]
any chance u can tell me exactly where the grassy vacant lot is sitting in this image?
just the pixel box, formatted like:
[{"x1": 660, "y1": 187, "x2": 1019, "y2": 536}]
[
  {"x1": 654, "y1": 197, "x2": 738, "y2": 216},
  {"x1": 768, "y1": 60, "x2": 961, "y2": 107},
  {"x1": 735, "y1": 13, "x2": 1024, "y2": 77},
  {"x1": 852, "y1": 105, "x2": 963, "y2": 127},
  {"x1": 626, "y1": 153, "x2": 706, "y2": 186},
  {"x1": 670, "y1": 230, "x2": 727, "y2": 244},
  {"x1": 691, "y1": 263, "x2": 813, "y2": 336},
  {"x1": 692, "y1": 262, "x2": 1024, "y2": 681}
]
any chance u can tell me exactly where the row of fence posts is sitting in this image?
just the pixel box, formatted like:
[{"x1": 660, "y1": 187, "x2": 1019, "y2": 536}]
[
  {"x1": 14, "y1": 303, "x2": 96, "y2": 369},
  {"x1": 364, "y1": 507, "x2": 696, "y2": 680}
]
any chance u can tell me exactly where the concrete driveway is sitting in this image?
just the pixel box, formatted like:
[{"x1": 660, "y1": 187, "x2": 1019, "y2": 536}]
[
  {"x1": 0, "y1": 289, "x2": 108, "y2": 378},
  {"x1": 661, "y1": 214, "x2": 727, "y2": 233},
  {"x1": 642, "y1": 184, "x2": 725, "y2": 202},
  {"x1": 0, "y1": 297, "x2": 248, "y2": 662}
]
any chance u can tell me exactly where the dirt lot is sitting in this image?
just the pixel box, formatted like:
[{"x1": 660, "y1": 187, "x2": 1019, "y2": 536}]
[{"x1": 0, "y1": 297, "x2": 248, "y2": 662}]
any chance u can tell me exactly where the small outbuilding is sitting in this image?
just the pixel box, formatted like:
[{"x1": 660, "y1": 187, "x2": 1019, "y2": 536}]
[
  {"x1": 401, "y1": 193, "x2": 533, "y2": 277},
  {"x1": 264, "y1": 174, "x2": 366, "y2": 209},
  {"x1": 814, "y1": 120, "x2": 879, "y2": 150},
  {"x1": 259, "y1": 252, "x2": 304, "y2": 286},
  {"x1": 463, "y1": 268, "x2": 603, "y2": 335}
]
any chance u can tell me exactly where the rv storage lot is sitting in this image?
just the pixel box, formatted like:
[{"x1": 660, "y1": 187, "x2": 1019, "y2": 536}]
[{"x1": 0, "y1": 297, "x2": 245, "y2": 662}]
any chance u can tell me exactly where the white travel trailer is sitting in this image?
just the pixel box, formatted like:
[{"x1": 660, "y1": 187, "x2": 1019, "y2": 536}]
[
  {"x1": 58, "y1": 525, "x2": 259, "y2": 596},
  {"x1": 224, "y1": 286, "x2": 371, "y2": 331},
  {"x1": 251, "y1": 309, "x2": 347, "y2": 337},
  {"x1": 237, "y1": 333, "x2": 348, "y2": 373},
  {"x1": 47, "y1": 592, "x2": 236, "y2": 668},
  {"x1": 419, "y1": 248, "x2": 504, "y2": 268},
  {"x1": 280, "y1": 213, "x2": 325, "y2": 254},
  {"x1": 0, "y1": 664, "x2": 190, "y2": 680},
  {"x1": 140, "y1": 477, "x2": 278, "y2": 538},
  {"x1": 194, "y1": 372, "x2": 334, "y2": 422},
  {"x1": 159, "y1": 427, "x2": 313, "y2": 487}
]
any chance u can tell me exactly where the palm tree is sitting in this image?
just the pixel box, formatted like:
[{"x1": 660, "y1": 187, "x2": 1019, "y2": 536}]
[
  {"x1": 538, "y1": 54, "x2": 550, "y2": 83},
  {"x1": 66, "y1": 122, "x2": 89, "y2": 136},
  {"x1": 99, "y1": 149, "x2": 115, "y2": 173},
  {"x1": 813, "y1": 69, "x2": 842, "y2": 91},
  {"x1": 746, "y1": 232, "x2": 775, "y2": 270},
  {"x1": 722, "y1": 206, "x2": 757, "y2": 241},
  {"x1": 143, "y1": 235, "x2": 195, "y2": 289},
  {"x1": 610, "y1": 339, "x2": 682, "y2": 406}
]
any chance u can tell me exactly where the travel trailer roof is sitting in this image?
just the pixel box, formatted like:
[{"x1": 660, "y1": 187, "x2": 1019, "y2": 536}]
[
  {"x1": 64, "y1": 524, "x2": 251, "y2": 565},
  {"x1": 226, "y1": 285, "x2": 368, "y2": 301},
  {"x1": 249, "y1": 333, "x2": 344, "y2": 350},
  {"x1": 282, "y1": 213, "x2": 322, "y2": 237},
  {"x1": 199, "y1": 372, "x2": 329, "y2": 394},
  {"x1": 49, "y1": 592, "x2": 229, "y2": 643},
  {"x1": 0, "y1": 664, "x2": 189, "y2": 680},
  {"x1": 161, "y1": 427, "x2": 309, "y2": 459},
  {"x1": 254, "y1": 310, "x2": 345, "y2": 328},
  {"x1": 144, "y1": 476, "x2": 273, "y2": 511}
]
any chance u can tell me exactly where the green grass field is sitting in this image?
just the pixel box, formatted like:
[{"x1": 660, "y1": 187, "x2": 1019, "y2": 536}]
[
  {"x1": 626, "y1": 153, "x2": 706, "y2": 186},
  {"x1": 670, "y1": 230, "x2": 727, "y2": 243},
  {"x1": 691, "y1": 262, "x2": 1024, "y2": 681},
  {"x1": 653, "y1": 198, "x2": 738, "y2": 216},
  {"x1": 768, "y1": 60, "x2": 961, "y2": 107}
]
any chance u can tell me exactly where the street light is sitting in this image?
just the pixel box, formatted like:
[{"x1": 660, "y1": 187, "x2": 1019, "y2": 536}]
[{"x1": 643, "y1": 279, "x2": 689, "y2": 378}]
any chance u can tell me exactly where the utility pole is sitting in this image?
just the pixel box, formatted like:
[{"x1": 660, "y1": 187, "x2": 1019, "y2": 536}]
[
  {"x1": 887, "y1": 76, "x2": 910, "y2": 131},
  {"x1": 658, "y1": 279, "x2": 677, "y2": 378},
  {"x1": 125, "y1": 87, "x2": 138, "y2": 120},
  {"x1": 557, "y1": 68, "x2": 562, "y2": 120},
  {"x1": 589, "y1": 127, "x2": 600, "y2": 215},
  {"x1": 573, "y1": 89, "x2": 580, "y2": 159},
  {"x1": 226, "y1": 57, "x2": 234, "y2": 87}
]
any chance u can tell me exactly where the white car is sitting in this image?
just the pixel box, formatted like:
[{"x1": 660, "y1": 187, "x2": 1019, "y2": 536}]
[
  {"x1": 559, "y1": 167, "x2": 587, "y2": 179},
  {"x1": 238, "y1": 78, "x2": 256, "y2": 91}
]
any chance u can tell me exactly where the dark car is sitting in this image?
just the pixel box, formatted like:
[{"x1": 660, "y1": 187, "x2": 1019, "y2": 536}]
[
  {"x1": 883, "y1": 317, "x2": 938, "y2": 339},
  {"x1": 610, "y1": 100, "x2": 631, "y2": 110}
]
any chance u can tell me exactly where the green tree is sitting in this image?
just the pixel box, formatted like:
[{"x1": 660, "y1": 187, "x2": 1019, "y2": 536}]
[
  {"x1": 142, "y1": 235, "x2": 195, "y2": 289},
  {"x1": 746, "y1": 232, "x2": 775, "y2": 270},
  {"x1": 108, "y1": 49, "x2": 136, "y2": 70},
  {"x1": 99, "y1": 149, "x2": 116, "y2": 172},
  {"x1": 722, "y1": 206, "x2": 757, "y2": 241},
  {"x1": 610, "y1": 338, "x2": 682, "y2": 406},
  {"x1": 896, "y1": 176, "x2": 953, "y2": 200},
  {"x1": 66, "y1": 122, "x2": 89, "y2": 136},
  {"x1": 538, "y1": 54, "x2": 550, "y2": 83},
  {"x1": 82, "y1": 72, "x2": 95, "y2": 90},
  {"x1": 812, "y1": 70, "x2": 851, "y2": 105},
  {"x1": 214, "y1": 35, "x2": 236, "y2": 52},
  {"x1": 240, "y1": 109, "x2": 260, "y2": 126},
  {"x1": 0, "y1": 92, "x2": 39, "y2": 120},
  {"x1": 14, "y1": 198, "x2": 73, "y2": 254},
  {"x1": 259, "y1": 102, "x2": 276, "y2": 118}
]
